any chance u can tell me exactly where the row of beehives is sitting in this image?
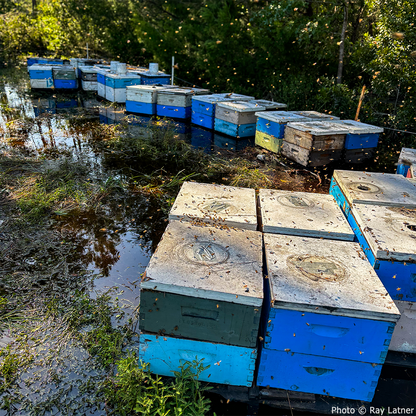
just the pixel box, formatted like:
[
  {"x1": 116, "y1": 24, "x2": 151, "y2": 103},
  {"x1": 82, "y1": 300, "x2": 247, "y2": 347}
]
[
  {"x1": 138, "y1": 171, "x2": 416, "y2": 402},
  {"x1": 255, "y1": 111, "x2": 384, "y2": 167}
]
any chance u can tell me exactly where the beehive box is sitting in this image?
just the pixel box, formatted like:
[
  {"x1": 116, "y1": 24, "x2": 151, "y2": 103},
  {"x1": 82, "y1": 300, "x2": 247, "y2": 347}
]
[
  {"x1": 257, "y1": 234, "x2": 400, "y2": 401},
  {"x1": 95, "y1": 68, "x2": 109, "y2": 98},
  {"x1": 105, "y1": 73, "x2": 142, "y2": 103},
  {"x1": 344, "y1": 148, "x2": 375, "y2": 164},
  {"x1": 30, "y1": 79, "x2": 54, "y2": 89},
  {"x1": 397, "y1": 148, "x2": 416, "y2": 177},
  {"x1": 348, "y1": 204, "x2": 416, "y2": 301},
  {"x1": 388, "y1": 301, "x2": 416, "y2": 353},
  {"x1": 126, "y1": 85, "x2": 175, "y2": 115},
  {"x1": 80, "y1": 67, "x2": 97, "y2": 82},
  {"x1": 255, "y1": 111, "x2": 310, "y2": 139},
  {"x1": 248, "y1": 100, "x2": 287, "y2": 111},
  {"x1": 81, "y1": 81, "x2": 97, "y2": 92},
  {"x1": 284, "y1": 122, "x2": 348, "y2": 151},
  {"x1": 214, "y1": 119, "x2": 257, "y2": 138},
  {"x1": 169, "y1": 181, "x2": 257, "y2": 230},
  {"x1": 28, "y1": 64, "x2": 54, "y2": 80},
  {"x1": 140, "y1": 220, "x2": 263, "y2": 347},
  {"x1": 139, "y1": 333, "x2": 257, "y2": 387},
  {"x1": 292, "y1": 111, "x2": 340, "y2": 121},
  {"x1": 329, "y1": 170, "x2": 416, "y2": 216},
  {"x1": 258, "y1": 189, "x2": 354, "y2": 241},
  {"x1": 52, "y1": 67, "x2": 77, "y2": 80},
  {"x1": 54, "y1": 79, "x2": 78, "y2": 89},
  {"x1": 330, "y1": 120, "x2": 383, "y2": 150},
  {"x1": 255, "y1": 131, "x2": 282, "y2": 153},
  {"x1": 216, "y1": 101, "x2": 266, "y2": 125},
  {"x1": 281, "y1": 141, "x2": 342, "y2": 167},
  {"x1": 139, "y1": 71, "x2": 171, "y2": 85}
]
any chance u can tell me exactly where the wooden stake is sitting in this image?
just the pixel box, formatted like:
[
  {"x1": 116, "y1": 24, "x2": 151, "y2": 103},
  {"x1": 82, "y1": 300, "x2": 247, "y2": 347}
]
[{"x1": 355, "y1": 85, "x2": 366, "y2": 121}]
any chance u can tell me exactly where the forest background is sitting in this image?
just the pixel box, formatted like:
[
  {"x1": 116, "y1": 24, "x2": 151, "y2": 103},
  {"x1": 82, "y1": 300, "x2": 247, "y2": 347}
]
[{"x1": 0, "y1": 0, "x2": 415, "y2": 141}]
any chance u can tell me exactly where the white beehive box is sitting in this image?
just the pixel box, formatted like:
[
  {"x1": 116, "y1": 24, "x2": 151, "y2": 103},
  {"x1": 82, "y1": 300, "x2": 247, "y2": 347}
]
[
  {"x1": 216, "y1": 101, "x2": 266, "y2": 125},
  {"x1": 292, "y1": 111, "x2": 340, "y2": 121},
  {"x1": 264, "y1": 233, "x2": 399, "y2": 321},
  {"x1": 157, "y1": 88, "x2": 209, "y2": 107},
  {"x1": 333, "y1": 170, "x2": 416, "y2": 208},
  {"x1": 259, "y1": 189, "x2": 354, "y2": 241},
  {"x1": 169, "y1": 182, "x2": 257, "y2": 230},
  {"x1": 126, "y1": 85, "x2": 176, "y2": 103},
  {"x1": 254, "y1": 111, "x2": 310, "y2": 124}
]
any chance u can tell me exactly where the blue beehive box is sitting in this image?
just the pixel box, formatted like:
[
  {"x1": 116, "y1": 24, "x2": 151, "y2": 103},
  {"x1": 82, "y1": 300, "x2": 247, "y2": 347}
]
[
  {"x1": 348, "y1": 203, "x2": 416, "y2": 302},
  {"x1": 105, "y1": 72, "x2": 141, "y2": 103},
  {"x1": 157, "y1": 88, "x2": 210, "y2": 120},
  {"x1": 329, "y1": 170, "x2": 416, "y2": 217},
  {"x1": 28, "y1": 64, "x2": 54, "y2": 80},
  {"x1": 139, "y1": 72, "x2": 171, "y2": 85},
  {"x1": 397, "y1": 148, "x2": 416, "y2": 177},
  {"x1": 139, "y1": 333, "x2": 257, "y2": 387},
  {"x1": 330, "y1": 119, "x2": 383, "y2": 149},
  {"x1": 126, "y1": 85, "x2": 175, "y2": 115},
  {"x1": 258, "y1": 233, "x2": 400, "y2": 401},
  {"x1": 95, "y1": 67, "x2": 110, "y2": 98},
  {"x1": 54, "y1": 79, "x2": 78, "y2": 89}
]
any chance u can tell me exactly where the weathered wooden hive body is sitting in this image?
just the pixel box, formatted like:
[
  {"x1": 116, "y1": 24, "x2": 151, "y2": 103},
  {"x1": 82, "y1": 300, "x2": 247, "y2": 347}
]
[
  {"x1": 257, "y1": 234, "x2": 400, "y2": 401},
  {"x1": 282, "y1": 121, "x2": 348, "y2": 167}
]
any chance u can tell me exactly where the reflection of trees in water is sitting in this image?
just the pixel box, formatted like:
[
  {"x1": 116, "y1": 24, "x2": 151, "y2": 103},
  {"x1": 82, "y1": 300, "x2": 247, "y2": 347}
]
[{"x1": 56, "y1": 193, "x2": 167, "y2": 277}]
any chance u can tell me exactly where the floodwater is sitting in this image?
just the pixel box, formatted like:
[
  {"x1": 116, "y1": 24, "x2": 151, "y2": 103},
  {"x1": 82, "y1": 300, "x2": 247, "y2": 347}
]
[{"x1": 1, "y1": 69, "x2": 414, "y2": 416}]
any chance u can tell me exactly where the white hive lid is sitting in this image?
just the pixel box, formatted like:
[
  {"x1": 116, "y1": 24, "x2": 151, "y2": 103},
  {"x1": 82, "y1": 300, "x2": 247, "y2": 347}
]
[
  {"x1": 158, "y1": 87, "x2": 209, "y2": 96},
  {"x1": 127, "y1": 85, "x2": 173, "y2": 92},
  {"x1": 142, "y1": 220, "x2": 263, "y2": 307},
  {"x1": 330, "y1": 120, "x2": 384, "y2": 134},
  {"x1": 105, "y1": 72, "x2": 141, "y2": 80},
  {"x1": 215, "y1": 93, "x2": 255, "y2": 101},
  {"x1": 259, "y1": 189, "x2": 354, "y2": 241},
  {"x1": 333, "y1": 170, "x2": 416, "y2": 208},
  {"x1": 249, "y1": 100, "x2": 287, "y2": 110},
  {"x1": 286, "y1": 121, "x2": 349, "y2": 135},
  {"x1": 292, "y1": 111, "x2": 340, "y2": 120},
  {"x1": 29, "y1": 64, "x2": 55, "y2": 71},
  {"x1": 254, "y1": 111, "x2": 310, "y2": 124},
  {"x1": 398, "y1": 148, "x2": 416, "y2": 164},
  {"x1": 216, "y1": 101, "x2": 266, "y2": 112},
  {"x1": 264, "y1": 233, "x2": 400, "y2": 321},
  {"x1": 79, "y1": 66, "x2": 97, "y2": 74},
  {"x1": 192, "y1": 95, "x2": 232, "y2": 104},
  {"x1": 351, "y1": 204, "x2": 416, "y2": 262},
  {"x1": 169, "y1": 181, "x2": 257, "y2": 230}
]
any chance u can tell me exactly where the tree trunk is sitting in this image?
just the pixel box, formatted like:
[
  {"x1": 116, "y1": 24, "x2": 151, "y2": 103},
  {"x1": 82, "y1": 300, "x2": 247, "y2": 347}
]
[
  {"x1": 32, "y1": 0, "x2": 37, "y2": 15},
  {"x1": 337, "y1": 2, "x2": 348, "y2": 85}
]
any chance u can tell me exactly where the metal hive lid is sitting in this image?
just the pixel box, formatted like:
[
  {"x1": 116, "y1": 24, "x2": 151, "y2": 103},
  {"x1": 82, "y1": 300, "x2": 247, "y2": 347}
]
[
  {"x1": 248, "y1": 100, "x2": 287, "y2": 110},
  {"x1": 254, "y1": 111, "x2": 310, "y2": 124},
  {"x1": 286, "y1": 121, "x2": 349, "y2": 135},
  {"x1": 330, "y1": 119, "x2": 384, "y2": 134},
  {"x1": 142, "y1": 220, "x2": 263, "y2": 307},
  {"x1": 398, "y1": 148, "x2": 416, "y2": 164},
  {"x1": 292, "y1": 111, "x2": 340, "y2": 120},
  {"x1": 333, "y1": 170, "x2": 416, "y2": 208},
  {"x1": 351, "y1": 204, "x2": 416, "y2": 261},
  {"x1": 105, "y1": 72, "x2": 141, "y2": 79},
  {"x1": 264, "y1": 233, "x2": 400, "y2": 321},
  {"x1": 216, "y1": 101, "x2": 266, "y2": 112}
]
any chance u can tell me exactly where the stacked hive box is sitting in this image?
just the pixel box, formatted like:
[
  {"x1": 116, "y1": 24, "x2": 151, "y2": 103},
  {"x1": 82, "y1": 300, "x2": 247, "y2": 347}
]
[
  {"x1": 215, "y1": 101, "x2": 266, "y2": 138},
  {"x1": 282, "y1": 122, "x2": 348, "y2": 167},
  {"x1": 255, "y1": 111, "x2": 309, "y2": 154},
  {"x1": 139, "y1": 182, "x2": 262, "y2": 386},
  {"x1": 96, "y1": 67, "x2": 110, "y2": 98},
  {"x1": 52, "y1": 66, "x2": 78, "y2": 89},
  {"x1": 28, "y1": 64, "x2": 56, "y2": 89},
  {"x1": 329, "y1": 170, "x2": 416, "y2": 355},
  {"x1": 80, "y1": 67, "x2": 98, "y2": 91},
  {"x1": 191, "y1": 93, "x2": 254, "y2": 130},
  {"x1": 258, "y1": 234, "x2": 400, "y2": 401},
  {"x1": 331, "y1": 120, "x2": 383, "y2": 163},
  {"x1": 27, "y1": 57, "x2": 64, "y2": 66},
  {"x1": 156, "y1": 88, "x2": 210, "y2": 119},
  {"x1": 105, "y1": 72, "x2": 141, "y2": 103},
  {"x1": 397, "y1": 148, "x2": 416, "y2": 178},
  {"x1": 138, "y1": 70, "x2": 171, "y2": 85},
  {"x1": 126, "y1": 85, "x2": 176, "y2": 115}
]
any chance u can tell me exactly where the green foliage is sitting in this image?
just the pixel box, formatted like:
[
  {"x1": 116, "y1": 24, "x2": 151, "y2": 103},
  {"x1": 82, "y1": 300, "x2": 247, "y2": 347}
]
[{"x1": 105, "y1": 355, "x2": 212, "y2": 416}]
